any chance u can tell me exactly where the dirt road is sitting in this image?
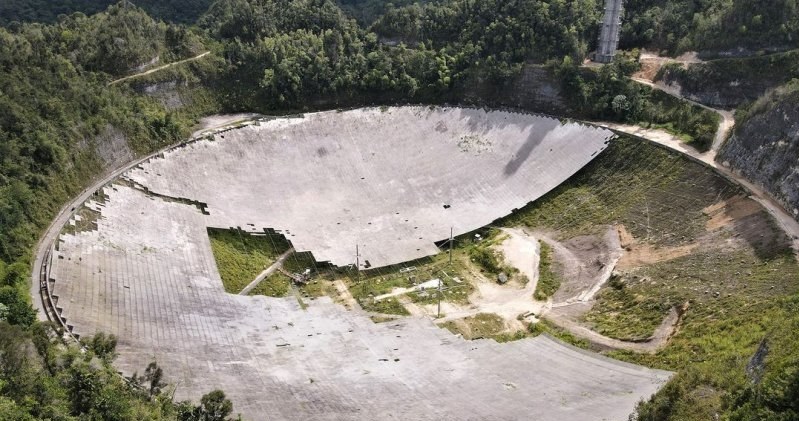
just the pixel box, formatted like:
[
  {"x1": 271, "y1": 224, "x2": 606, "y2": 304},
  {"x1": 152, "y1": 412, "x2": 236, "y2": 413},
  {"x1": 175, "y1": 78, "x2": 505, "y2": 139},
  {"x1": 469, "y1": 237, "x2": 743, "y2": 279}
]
[
  {"x1": 630, "y1": 77, "x2": 735, "y2": 152},
  {"x1": 595, "y1": 121, "x2": 799, "y2": 258},
  {"x1": 108, "y1": 51, "x2": 211, "y2": 86}
]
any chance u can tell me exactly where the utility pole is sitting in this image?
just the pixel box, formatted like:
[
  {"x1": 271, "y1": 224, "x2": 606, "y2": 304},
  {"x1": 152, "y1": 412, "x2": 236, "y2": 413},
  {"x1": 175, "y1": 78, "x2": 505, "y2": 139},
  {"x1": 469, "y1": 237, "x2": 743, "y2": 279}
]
[
  {"x1": 437, "y1": 278, "x2": 443, "y2": 318},
  {"x1": 355, "y1": 244, "x2": 360, "y2": 284},
  {"x1": 449, "y1": 227, "x2": 453, "y2": 266}
]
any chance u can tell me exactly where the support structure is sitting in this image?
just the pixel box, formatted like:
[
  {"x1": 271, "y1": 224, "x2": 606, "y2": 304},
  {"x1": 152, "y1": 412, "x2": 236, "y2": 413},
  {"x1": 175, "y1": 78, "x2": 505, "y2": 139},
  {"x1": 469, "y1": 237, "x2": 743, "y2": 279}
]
[{"x1": 595, "y1": 0, "x2": 623, "y2": 63}]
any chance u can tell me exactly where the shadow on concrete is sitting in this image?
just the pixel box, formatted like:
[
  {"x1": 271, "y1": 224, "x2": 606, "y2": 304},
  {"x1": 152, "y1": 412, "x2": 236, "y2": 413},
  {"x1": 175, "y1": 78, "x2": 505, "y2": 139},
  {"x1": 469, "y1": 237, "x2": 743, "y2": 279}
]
[{"x1": 504, "y1": 118, "x2": 561, "y2": 176}]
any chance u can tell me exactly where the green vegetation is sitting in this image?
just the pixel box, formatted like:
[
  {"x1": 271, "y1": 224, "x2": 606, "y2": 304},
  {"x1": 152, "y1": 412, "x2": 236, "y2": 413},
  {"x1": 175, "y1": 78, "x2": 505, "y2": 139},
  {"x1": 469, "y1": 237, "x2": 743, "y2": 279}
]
[
  {"x1": 657, "y1": 50, "x2": 799, "y2": 108},
  {"x1": 0, "y1": 321, "x2": 237, "y2": 420},
  {"x1": 621, "y1": 0, "x2": 799, "y2": 54},
  {"x1": 533, "y1": 241, "x2": 560, "y2": 300},
  {"x1": 248, "y1": 251, "x2": 326, "y2": 297},
  {"x1": 337, "y1": 0, "x2": 426, "y2": 25},
  {"x1": 247, "y1": 273, "x2": 291, "y2": 297},
  {"x1": 207, "y1": 228, "x2": 291, "y2": 294},
  {"x1": 467, "y1": 246, "x2": 503, "y2": 275},
  {"x1": 733, "y1": 78, "x2": 799, "y2": 128},
  {"x1": 610, "y1": 248, "x2": 799, "y2": 420},
  {"x1": 505, "y1": 134, "x2": 799, "y2": 419},
  {"x1": 344, "y1": 233, "x2": 526, "y2": 312},
  {"x1": 506, "y1": 136, "x2": 739, "y2": 244},
  {"x1": 553, "y1": 54, "x2": 720, "y2": 150},
  {"x1": 582, "y1": 274, "x2": 672, "y2": 341},
  {"x1": 0, "y1": 3, "x2": 216, "y2": 333},
  {"x1": 0, "y1": 0, "x2": 215, "y2": 26},
  {"x1": 462, "y1": 231, "x2": 518, "y2": 279},
  {"x1": 362, "y1": 297, "x2": 411, "y2": 315},
  {"x1": 442, "y1": 313, "x2": 506, "y2": 340}
]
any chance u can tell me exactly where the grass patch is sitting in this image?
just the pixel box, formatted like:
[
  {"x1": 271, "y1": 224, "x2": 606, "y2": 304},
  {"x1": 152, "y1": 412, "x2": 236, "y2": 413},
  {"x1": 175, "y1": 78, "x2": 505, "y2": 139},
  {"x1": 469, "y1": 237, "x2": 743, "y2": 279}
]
[
  {"x1": 345, "y1": 246, "x2": 478, "y2": 307},
  {"x1": 502, "y1": 136, "x2": 799, "y2": 417},
  {"x1": 533, "y1": 241, "x2": 560, "y2": 300},
  {"x1": 358, "y1": 297, "x2": 410, "y2": 315},
  {"x1": 442, "y1": 313, "x2": 506, "y2": 340},
  {"x1": 249, "y1": 251, "x2": 331, "y2": 298},
  {"x1": 465, "y1": 231, "x2": 518, "y2": 277},
  {"x1": 638, "y1": 88, "x2": 720, "y2": 152},
  {"x1": 297, "y1": 278, "x2": 336, "y2": 298},
  {"x1": 582, "y1": 275, "x2": 672, "y2": 341},
  {"x1": 207, "y1": 228, "x2": 291, "y2": 294},
  {"x1": 247, "y1": 272, "x2": 291, "y2": 297},
  {"x1": 597, "y1": 248, "x2": 799, "y2": 419}
]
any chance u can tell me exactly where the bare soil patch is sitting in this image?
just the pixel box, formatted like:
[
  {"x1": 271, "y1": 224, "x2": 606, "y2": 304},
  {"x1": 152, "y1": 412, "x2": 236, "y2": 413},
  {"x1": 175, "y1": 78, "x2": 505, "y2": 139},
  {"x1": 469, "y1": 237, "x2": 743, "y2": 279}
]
[
  {"x1": 616, "y1": 224, "x2": 699, "y2": 270},
  {"x1": 704, "y1": 195, "x2": 763, "y2": 231},
  {"x1": 541, "y1": 227, "x2": 622, "y2": 303}
]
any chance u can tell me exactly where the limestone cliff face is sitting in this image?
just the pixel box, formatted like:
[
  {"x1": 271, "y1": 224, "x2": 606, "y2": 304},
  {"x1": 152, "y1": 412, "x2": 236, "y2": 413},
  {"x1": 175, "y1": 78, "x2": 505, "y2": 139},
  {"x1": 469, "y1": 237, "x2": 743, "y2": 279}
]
[{"x1": 718, "y1": 84, "x2": 799, "y2": 221}]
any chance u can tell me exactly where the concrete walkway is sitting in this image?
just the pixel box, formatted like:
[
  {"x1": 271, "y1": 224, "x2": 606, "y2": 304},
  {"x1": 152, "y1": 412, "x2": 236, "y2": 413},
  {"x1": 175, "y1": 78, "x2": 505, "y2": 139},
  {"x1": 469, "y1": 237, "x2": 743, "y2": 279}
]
[{"x1": 239, "y1": 248, "x2": 294, "y2": 295}]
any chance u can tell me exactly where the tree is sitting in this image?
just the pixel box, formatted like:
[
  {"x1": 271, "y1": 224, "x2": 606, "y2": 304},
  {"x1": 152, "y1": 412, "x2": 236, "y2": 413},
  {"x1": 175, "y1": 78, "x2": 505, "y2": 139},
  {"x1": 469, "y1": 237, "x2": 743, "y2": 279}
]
[
  {"x1": 177, "y1": 389, "x2": 235, "y2": 421},
  {"x1": 0, "y1": 287, "x2": 36, "y2": 327}
]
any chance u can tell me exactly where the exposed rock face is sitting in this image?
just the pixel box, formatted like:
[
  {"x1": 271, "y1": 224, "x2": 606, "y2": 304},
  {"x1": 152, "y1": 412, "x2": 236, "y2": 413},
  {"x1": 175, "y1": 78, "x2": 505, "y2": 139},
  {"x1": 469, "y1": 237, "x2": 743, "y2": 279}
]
[
  {"x1": 94, "y1": 125, "x2": 133, "y2": 169},
  {"x1": 656, "y1": 51, "x2": 799, "y2": 109},
  {"x1": 139, "y1": 80, "x2": 188, "y2": 110},
  {"x1": 460, "y1": 63, "x2": 570, "y2": 114},
  {"x1": 718, "y1": 87, "x2": 799, "y2": 221}
]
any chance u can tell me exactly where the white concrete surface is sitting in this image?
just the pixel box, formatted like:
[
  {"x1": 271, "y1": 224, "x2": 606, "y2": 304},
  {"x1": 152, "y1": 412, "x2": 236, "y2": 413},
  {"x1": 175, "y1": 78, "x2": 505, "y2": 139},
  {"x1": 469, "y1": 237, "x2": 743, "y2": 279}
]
[
  {"x1": 47, "y1": 107, "x2": 673, "y2": 420},
  {"x1": 127, "y1": 106, "x2": 613, "y2": 268}
]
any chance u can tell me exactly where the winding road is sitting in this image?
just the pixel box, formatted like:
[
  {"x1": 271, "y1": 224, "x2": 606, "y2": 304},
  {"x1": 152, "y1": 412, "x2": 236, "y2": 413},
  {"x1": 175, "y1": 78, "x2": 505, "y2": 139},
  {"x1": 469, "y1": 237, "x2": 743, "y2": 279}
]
[{"x1": 108, "y1": 51, "x2": 211, "y2": 86}]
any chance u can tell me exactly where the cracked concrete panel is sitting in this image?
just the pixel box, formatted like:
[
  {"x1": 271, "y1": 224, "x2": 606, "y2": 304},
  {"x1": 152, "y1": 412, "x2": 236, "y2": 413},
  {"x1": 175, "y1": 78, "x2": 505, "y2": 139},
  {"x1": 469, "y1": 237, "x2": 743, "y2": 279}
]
[
  {"x1": 51, "y1": 186, "x2": 671, "y2": 421},
  {"x1": 126, "y1": 106, "x2": 613, "y2": 268}
]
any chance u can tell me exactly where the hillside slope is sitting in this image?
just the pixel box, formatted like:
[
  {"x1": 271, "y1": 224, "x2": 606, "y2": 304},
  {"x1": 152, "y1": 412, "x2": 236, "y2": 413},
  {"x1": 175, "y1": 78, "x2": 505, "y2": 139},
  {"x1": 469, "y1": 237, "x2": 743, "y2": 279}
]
[{"x1": 718, "y1": 80, "x2": 799, "y2": 221}]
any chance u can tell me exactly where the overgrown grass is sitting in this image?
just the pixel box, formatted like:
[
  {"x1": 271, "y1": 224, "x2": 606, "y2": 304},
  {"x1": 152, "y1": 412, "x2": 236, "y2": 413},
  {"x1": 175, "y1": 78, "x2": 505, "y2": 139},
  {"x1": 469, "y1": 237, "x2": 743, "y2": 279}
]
[
  {"x1": 582, "y1": 275, "x2": 672, "y2": 341},
  {"x1": 207, "y1": 228, "x2": 291, "y2": 294},
  {"x1": 359, "y1": 297, "x2": 410, "y2": 315},
  {"x1": 345, "y1": 245, "x2": 479, "y2": 308},
  {"x1": 533, "y1": 241, "x2": 560, "y2": 300},
  {"x1": 466, "y1": 232, "x2": 519, "y2": 277},
  {"x1": 442, "y1": 313, "x2": 506, "y2": 340},
  {"x1": 503, "y1": 136, "x2": 741, "y2": 245},
  {"x1": 638, "y1": 88, "x2": 720, "y2": 152},
  {"x1": 608, "y1": 248, "x2": 799, "y2": 419},
  {"x1": 247, "y1": 273, "x2": 291, "y2": 297},
  {"x1": 656, "y1": 50, "x2": 799, "y2": 108}
]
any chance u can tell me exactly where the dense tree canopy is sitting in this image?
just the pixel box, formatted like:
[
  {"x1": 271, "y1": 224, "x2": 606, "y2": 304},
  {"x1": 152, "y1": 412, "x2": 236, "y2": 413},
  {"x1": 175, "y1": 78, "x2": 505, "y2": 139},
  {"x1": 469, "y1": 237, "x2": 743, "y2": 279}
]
[{"x1": 621, "y1": 0, "x2": 799, "y2": 54}]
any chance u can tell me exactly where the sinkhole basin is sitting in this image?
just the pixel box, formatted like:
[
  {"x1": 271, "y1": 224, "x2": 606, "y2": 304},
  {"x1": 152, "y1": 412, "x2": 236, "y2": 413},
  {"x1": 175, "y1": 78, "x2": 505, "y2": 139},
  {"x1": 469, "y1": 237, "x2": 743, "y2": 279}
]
[{"x1": 48, "y1": 106, "x2": 671, "y2": 420}]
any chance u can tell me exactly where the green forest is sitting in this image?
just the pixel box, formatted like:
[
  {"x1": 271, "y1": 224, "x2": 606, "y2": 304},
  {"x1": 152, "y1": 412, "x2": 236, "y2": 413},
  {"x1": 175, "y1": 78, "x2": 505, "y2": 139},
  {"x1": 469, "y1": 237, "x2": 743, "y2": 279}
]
[{"x1": 0, "y1": 0, "x2": 797, "y2": 419}]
